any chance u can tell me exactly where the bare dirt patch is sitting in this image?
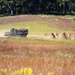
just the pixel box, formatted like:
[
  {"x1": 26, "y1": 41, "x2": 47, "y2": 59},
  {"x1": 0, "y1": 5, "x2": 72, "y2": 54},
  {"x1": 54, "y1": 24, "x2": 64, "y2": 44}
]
[{"x1": 0, "y1": 30, "x2": 8, "y2": 37}]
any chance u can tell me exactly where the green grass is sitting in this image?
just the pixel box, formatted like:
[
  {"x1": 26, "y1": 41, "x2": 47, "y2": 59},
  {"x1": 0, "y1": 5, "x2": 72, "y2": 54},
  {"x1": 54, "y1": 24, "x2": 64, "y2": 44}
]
[
  {"x1": 0, "y1": 21, "x2": 74, "y2": 35},
  {"x1": 40, "y1": 14, "x2": 75, "y2": 19},
  {"x1": 0, "y1": 37, "x2": 75, "y2": 45},
  {"x1": 63, "y1": 15, "x2": 75, "y2": 19}
]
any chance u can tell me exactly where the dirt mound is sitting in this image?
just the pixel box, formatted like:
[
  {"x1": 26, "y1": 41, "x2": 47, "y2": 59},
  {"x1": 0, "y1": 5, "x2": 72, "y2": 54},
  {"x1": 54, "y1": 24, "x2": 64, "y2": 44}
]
[
  {"x1": 44, "y1": 32, "x2": 75, "y2": 40},
  {"x1": 57, "y1": 32, "x2": 67, "y2": 39},
  {"x1": 61, "y1": 33, "x2": 75, "y2": 40},
  {"x1": 52, "y1": 33, "x2": 58, "y2": 38},
  {"x1": 70, "y1": 33, "x2": 75, "y2": 40},
  {"x1": 65, "y1": 33, "x2": 70, "y2": 39},
  {"x1": 44, "y1": 33, "x2": 56, "y2": 39}
]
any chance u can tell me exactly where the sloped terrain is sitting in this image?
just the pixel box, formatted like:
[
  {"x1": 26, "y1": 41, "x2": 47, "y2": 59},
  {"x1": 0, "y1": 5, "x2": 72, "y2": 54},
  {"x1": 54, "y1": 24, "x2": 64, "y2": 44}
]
[
  {"x1": 0, "y1": 15, "x2": 75, "y2": 30},
  {"x1": 0, "y1": 15, "x2": 75, "y2": 75}
]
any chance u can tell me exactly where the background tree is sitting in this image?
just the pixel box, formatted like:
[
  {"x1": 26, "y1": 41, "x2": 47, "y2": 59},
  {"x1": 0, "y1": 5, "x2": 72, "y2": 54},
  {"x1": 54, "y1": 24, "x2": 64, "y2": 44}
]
[{"x1": 0, "y1": 0, "x2": 75, "y2": 15}]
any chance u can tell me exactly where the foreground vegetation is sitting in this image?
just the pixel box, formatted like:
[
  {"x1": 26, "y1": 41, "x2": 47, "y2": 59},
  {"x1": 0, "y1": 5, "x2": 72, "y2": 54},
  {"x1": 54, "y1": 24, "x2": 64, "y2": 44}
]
[
  {"x1": 0, "y1": 41, "x2": 75, "y2": 75},
  {"x1": 0, "y1": 68, "x2": 54, "y2": 75},
  {"x1": 0, "y1": 37, "x2": 75, "y2": 45}
]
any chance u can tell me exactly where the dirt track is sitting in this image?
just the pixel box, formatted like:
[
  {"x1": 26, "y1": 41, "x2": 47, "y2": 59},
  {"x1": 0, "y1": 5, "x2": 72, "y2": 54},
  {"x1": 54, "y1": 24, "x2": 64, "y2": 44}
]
[{"x1": 0, "y1": 30, "x2": 8, "y2": 37}]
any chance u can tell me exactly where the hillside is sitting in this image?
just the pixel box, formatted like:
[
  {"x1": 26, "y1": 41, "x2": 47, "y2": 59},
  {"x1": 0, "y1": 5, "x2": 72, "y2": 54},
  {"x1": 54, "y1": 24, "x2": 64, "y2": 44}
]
[
  {"x1": 0, "y1": 15, "x2": 75, "y2": 31},
  {"x1": 0, "y1": 15, "x2": 75, "y2": 75}
]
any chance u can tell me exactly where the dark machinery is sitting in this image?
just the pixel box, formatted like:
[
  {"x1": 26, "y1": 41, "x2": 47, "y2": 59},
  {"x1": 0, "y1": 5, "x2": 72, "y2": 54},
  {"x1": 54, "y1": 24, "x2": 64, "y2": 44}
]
[{"x1": 5, "y1": 28, "x2": 28, "y2": 37}]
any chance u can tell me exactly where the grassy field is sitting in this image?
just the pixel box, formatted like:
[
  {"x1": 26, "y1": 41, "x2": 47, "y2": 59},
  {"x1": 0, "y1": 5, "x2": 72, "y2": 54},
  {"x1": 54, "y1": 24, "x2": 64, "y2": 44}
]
[
  {"x1": 0, "y1": 21, "x2": 75, "y2": 45},
  {"x1": 0, "y1": 15, "x2": 75, "y2": 75},
  {"x1": 0, "y1": 21, "x2": 75, "y2": 35},
  {"x1": 0, "y1": 15, "x2": 75, "y2": 45},
  {"x1": 0, "y1": 15, "x2": 75, "y2": 34},
  {"x1": 0, "y1": 37, "x2": 75, "y2": 45}
]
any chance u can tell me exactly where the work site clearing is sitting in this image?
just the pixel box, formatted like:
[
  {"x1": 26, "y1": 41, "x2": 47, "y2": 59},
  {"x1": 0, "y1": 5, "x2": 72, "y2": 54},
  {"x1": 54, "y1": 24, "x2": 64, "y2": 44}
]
[{"x1": 0, "y1": 15, "x2": 75, "y2": 75}]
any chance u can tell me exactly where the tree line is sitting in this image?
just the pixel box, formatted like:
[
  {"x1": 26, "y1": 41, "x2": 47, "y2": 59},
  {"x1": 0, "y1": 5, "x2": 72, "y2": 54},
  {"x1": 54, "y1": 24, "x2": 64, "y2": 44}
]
[{"x1": 0, "y1": 0, "x2": 75, "y2": 15}]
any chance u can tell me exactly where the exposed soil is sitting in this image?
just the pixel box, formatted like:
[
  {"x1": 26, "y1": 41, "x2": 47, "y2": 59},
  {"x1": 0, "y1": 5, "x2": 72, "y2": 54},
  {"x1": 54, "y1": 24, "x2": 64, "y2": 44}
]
[{"x1": 0, "y1": 30, "x2": 8, "y2": 37}]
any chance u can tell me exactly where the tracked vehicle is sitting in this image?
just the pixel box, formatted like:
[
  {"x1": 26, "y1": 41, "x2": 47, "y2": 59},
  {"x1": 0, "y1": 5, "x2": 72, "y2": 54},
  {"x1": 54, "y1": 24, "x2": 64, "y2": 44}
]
[{"x1": 5, "y1": 28, "x2": 28, "y2": 37}]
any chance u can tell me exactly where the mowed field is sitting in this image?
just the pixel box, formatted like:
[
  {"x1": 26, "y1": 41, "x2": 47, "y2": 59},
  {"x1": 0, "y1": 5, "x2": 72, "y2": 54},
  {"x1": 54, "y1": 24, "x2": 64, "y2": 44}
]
[{"x1": 0, "y1": 15, "x2": 75, "y2": 75}]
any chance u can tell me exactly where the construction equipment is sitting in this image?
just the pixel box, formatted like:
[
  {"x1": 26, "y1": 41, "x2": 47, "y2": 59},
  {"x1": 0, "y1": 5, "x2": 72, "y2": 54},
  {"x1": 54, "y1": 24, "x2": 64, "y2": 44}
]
[{"x1": 5, "y1": 28, "x2": 28, "y2": 37}]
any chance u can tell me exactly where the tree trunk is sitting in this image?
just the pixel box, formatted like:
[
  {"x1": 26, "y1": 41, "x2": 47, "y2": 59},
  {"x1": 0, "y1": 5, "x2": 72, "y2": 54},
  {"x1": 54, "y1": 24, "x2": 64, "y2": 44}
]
[{"x1": 10, "y1": 9, "x2": 13, "y2": 15}]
